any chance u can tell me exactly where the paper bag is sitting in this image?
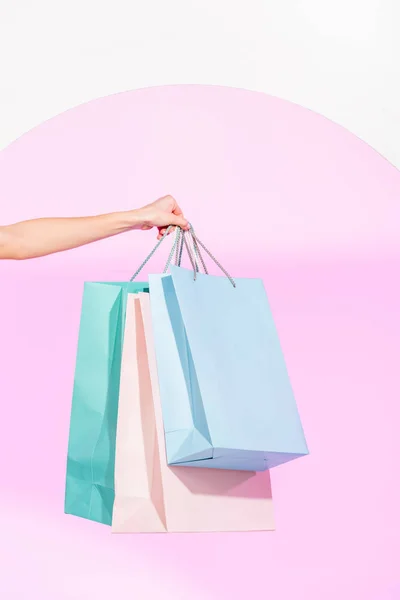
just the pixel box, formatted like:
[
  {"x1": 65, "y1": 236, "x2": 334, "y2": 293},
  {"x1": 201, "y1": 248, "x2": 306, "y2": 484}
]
[
  {"x1": 65, "y1": 281, "x2": 148, "y2": 525},
  {"x1": 112, "y1": 292, "x2": 274, "y2": 532},
  {"x1": 149, "y1": 267, "x2": 308, "y2": 472}
]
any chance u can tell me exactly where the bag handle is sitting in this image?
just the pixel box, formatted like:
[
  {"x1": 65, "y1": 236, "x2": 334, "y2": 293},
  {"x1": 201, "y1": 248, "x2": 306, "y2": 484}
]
[
  {"x1": 129, "y1": 225, "x2": 177, "y2": 281},
  {"x1": 174, "y1": 226, "x2": 199, "y2": 274},
  {"x1": 129, "y1": 224, "x2": 236, "y2": 288},
  {"x1": 188, "y1": 225, "x2": 236, "y2": 287}
]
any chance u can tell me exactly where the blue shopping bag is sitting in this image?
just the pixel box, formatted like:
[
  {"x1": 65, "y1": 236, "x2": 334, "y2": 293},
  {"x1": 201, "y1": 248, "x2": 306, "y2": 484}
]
[{"x1": 147, "y1": 229, "x2": 308, "y2": 472}]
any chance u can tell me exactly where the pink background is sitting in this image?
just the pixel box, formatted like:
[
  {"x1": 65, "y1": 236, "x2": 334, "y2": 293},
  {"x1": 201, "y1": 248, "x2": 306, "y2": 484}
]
[{"x1": 0, "y1": 86, "x2": 399, "y2": 599}]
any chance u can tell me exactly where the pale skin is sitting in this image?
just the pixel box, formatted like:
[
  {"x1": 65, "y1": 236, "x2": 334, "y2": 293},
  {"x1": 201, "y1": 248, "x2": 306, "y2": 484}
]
[{"x1": 0, "y1": 195, "x2": 188, "y2": 260}]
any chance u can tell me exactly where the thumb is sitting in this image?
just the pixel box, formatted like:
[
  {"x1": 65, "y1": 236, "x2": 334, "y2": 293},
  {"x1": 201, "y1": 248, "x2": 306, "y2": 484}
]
[{"x1": 169, "y1": 213, "x2": 189, "y2": 229}]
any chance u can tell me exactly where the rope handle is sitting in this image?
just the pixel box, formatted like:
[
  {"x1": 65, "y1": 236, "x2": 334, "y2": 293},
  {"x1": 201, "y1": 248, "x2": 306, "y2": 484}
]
[
  {"x1": 129, "y1": 225, "x2": 176, "y2": 281},
  {"x1": 188, "y1": 225, "x2": 236, "y2": 287},
  {"x1": 129, "y1": 224, "x2": 236, "y2": 287},
  {"x1": 174, "y1": 227, "x2": 201, "y2": 275}
]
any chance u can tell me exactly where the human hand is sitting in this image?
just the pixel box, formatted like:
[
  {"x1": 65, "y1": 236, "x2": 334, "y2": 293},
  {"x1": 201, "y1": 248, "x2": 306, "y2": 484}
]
[
  {"x1": 0, "y1": 196, "x2": 189, "y2": 260},
  {"x1": 135, "y1": 195, "x2": 189, "y2": 240}
]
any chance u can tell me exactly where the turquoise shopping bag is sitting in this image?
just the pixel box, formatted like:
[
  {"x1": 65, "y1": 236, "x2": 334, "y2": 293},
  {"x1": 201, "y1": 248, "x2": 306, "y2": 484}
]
[
  {"x1": 146, "y1": 228, "x2": 309, "y2": 472},
  {"x1": 65, "y1": 281, "x2": 148, "y2": 525}
]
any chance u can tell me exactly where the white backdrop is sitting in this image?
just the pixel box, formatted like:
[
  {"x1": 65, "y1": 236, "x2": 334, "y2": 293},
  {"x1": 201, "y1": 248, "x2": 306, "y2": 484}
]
[{"x1": 1, "y1": 0, "x2": 399, "y2": 167}]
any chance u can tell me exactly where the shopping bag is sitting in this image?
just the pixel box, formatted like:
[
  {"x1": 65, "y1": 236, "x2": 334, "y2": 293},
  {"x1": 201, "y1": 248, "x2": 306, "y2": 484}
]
[
  {"x1": 112, "y1": 292, "x2": 274, "y2": 533},
  {"x1": 148, "y1": 255, "x2": 308, "y2": 472},
  {"x1": 65, "y1": 281, "x2": 148, "y2": 525}
]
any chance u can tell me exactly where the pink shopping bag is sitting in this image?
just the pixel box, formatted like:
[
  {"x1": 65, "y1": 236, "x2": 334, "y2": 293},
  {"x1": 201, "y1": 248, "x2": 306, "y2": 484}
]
[{"x1": 112, "y1": 292, "x2": 275, "y2": 533}]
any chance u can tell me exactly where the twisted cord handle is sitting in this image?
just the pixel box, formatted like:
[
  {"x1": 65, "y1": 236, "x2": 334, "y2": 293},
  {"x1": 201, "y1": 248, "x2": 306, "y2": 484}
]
[
  {"x1": 129, "y1": 224, "x2": 236, "y2": 288},
  {"x1": 129, "y1": 225, "x2": 175, "y2": 282},
  {"x1": 189, "y1": 226, "x2": 236, "y2": 288},
  {"x1": 188, "y1": 227, "x2": 208, "y2": 275}
]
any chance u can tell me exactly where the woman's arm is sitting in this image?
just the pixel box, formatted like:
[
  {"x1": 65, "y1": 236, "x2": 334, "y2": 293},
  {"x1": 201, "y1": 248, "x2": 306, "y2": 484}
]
[{"x1": 0, "y1": 195, "x2": 188, "y2": 260}]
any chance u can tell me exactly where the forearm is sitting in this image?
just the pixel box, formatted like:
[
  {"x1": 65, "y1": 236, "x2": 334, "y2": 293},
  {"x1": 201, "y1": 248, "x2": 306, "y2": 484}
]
[{"x1": 0, "y1": 211, "x2": 140, "y2": 260}]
